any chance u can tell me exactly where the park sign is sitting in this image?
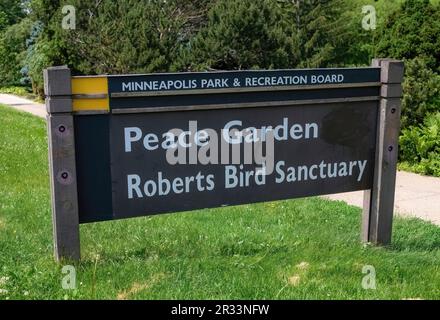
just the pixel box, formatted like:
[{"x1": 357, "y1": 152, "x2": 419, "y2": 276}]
[{"x1": 44, "y1": 59, "x2": 404, "y2": 261}]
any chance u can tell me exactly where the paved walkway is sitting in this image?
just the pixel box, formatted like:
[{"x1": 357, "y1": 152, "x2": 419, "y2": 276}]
[
  {"x1": 326, "y1": 171, "x2": 440, "y2": 225},
  {"x1": 1, "y1": 94, "x2": 439, "y2": 226},
  {"x1": 0, "y1": 94, "x2": 46, "y2": 118}
]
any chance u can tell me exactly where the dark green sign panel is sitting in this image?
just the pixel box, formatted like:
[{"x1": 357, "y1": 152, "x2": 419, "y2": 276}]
[{"x1": 73, "y1": 68, "x2": 380, "y2": 223}]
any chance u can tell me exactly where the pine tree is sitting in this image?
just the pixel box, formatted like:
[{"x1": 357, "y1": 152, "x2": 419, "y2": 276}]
[
  {"x1": 376, "y1": 0, "x2": 440, "y2": 71},
  {"x1": 279, "y1": 0, "x2": 351, "y2": 68},
  {"x1": 177, "y1": 0, "x2": 296, "y2": 71},
  {"x1": 61, "y1": 0, "x2": 211, "y2": 75},
  {"x1": 182, "y1": 0, "x2": 352, "y2": 71}
]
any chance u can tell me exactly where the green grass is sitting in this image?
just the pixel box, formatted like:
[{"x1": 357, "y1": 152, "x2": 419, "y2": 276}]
[{"x1": 0, "y1": 104, "x2": 439, "y2": 300}]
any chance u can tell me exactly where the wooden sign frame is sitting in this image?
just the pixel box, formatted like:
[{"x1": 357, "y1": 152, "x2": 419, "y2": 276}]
[{"x1": 44, "y1": 59, "x2": 404, "y2": 261}]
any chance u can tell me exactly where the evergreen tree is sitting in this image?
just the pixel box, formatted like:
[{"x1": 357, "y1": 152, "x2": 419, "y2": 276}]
[
  {"x1": 177, "y1": 0, "x2": 296, "y2": 71},
  {"x1": 279, "y1": 0, "x2": 351, "y2": 68},
  {"x1": 401, "y1": 57, "x2": 440, "y2": 128},
  {"x1": 62, "y1": 0, "x2": 212, "y2": 75},
  {"x1": 180, "y1": 0, "x2": 352, "y2": 71},
  {"x1": 376, "y1": 0, "x2": 440, "y2": 71}
]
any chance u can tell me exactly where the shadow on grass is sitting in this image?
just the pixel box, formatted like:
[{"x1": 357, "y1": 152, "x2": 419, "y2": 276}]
[{"x1": 75, "y1": 209, "x2": 440, "y2": 265}]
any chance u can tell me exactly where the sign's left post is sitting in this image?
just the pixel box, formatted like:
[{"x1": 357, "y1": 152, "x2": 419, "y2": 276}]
[{"x1": 44, "y1": 66, "x2": 80, "y2": 262}]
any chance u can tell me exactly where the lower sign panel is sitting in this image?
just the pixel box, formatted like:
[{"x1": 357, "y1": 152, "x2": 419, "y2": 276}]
[{"x1": 109, "y1": 102, "x2": 378, "y2": 220}]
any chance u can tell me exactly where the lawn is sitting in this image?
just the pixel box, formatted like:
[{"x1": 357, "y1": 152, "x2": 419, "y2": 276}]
[{"x1": 0, "y1": 104, "x2": 439, "y2": 300}]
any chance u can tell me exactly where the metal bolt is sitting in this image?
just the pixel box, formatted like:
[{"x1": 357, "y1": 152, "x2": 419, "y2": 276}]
[
  {"x1": 391, "y1": 108, "x2": 396, "y2": 114},
  {"x1": 58, "y1": 125, "x2": 66, "y2": 133},
  {"x1": 57, "y1": 170, "x2": 72, "y2": 185},
  {"x1": 388, "y1": 146, "x2": 393, "y2": 152}
]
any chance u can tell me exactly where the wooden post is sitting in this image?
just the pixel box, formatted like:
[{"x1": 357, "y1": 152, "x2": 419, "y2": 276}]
[
  {"x1": 362, "y1": 59, "x2": 404, "y2": 245},
  {"x1": 44, "y1": 66, "x2": 80, "y2": 261}
]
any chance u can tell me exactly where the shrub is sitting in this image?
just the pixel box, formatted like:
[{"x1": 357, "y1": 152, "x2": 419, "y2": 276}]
[
  {"x1": 399, "y1": 112, "x2": 440, "y2": 176},
  {"x1": 401, "y1": 57, "x2": 440, "y2": 129}
]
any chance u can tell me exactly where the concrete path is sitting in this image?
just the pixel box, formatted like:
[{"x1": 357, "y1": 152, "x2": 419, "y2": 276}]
[
  {"x1": 326, "y1": 171, "x2": 440, "y2": 225},
  {"x1": 1, "y1": 94, "x2": 439, "y2": 225},
  {"x1": 0, "y1": 94, "x2": 45, "y2": 118}
]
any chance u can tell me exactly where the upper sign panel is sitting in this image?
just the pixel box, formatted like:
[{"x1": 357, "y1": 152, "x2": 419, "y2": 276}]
[
  {"x1": 108, "y1": 68, "x2": 381, "y2": 110},
  {"x1": 109, "y1": 68, "x2": 380, "y2": 94}
]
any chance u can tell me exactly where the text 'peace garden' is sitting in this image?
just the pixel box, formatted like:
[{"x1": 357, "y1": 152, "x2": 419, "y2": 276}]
[{"x1": 123, "y1": 118, "x2": 368, "y2": 199}]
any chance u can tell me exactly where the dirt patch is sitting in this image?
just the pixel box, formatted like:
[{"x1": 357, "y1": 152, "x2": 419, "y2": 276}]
[
  {"x1": 296, "y1": 261, "x2": 309, "y2": 270},
  {"x1": 288, "y1": 275, "x2": 301, "y2": 286},
  {"x1": 117, "y1": 273, "x2": 166, "y2": 300}
]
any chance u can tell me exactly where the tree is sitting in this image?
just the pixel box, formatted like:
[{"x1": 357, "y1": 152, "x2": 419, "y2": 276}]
[
  {"x1": 0, "y1": 0, "x2": 25, "y2": 31},
  {"x1": 401, "y1": 57, "x2": 440, "y2": 128},
  {"x1": 177, "y1": 0, "x2": 296, "y2": 71},
  {"x1": 0, "y1": 18, "x2": 31, "y2": 86},
  {"x1": 22, "y1": 0, "x2": 68, "y2": 94},
  {"x1": 376, "y1": 0, "x2": 440, "y2": 71},
  {"x1": 64, "y1": 0, "x2": 188, "y2": 74},
  {"x1": 278, "y1": 0, "x2": 353, "y2": 68},
  {"x1": 0, "y1": 1, "x2": 29, "y2": 86},
  {"x1": 179, "y1": 0, "x2": 354, "y2": 71},
  {"x1": 23, "y1": 0, "x2": 212, "y2": 94}
]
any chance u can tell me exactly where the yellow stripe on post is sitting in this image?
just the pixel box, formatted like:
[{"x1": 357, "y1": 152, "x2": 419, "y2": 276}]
[{"x1": 71, "y1": 77, "x2": 109, "y2": 112}]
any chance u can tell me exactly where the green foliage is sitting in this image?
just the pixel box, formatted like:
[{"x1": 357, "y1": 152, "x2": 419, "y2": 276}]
[
  {"x1": 178, "y1": 0, "x2": 295, "y2": 71},
  {"x1": 341, "y1": 0, "x2": 405, "y2": 66},
  {"x1": 400, "y1": 112, "x2": 440, "y2": 176},
  {"x1": 61, "y1": 0, "x2": 186, "y2": 74},
  {"x1": 180, "y1": 0, "x2": 350, "y2": 71},
  {"x1": 20, "y1": 0, "x2": 214, "y2": 89},
  {"x1": 401, "y1": 57, "x2": 440, "y2": 128},
  {"x1": 376, "y1": 0, "x2": 440, "y2": 71},
  {"x1": 288, "y1": 0, "x2": 350, "y2": 68},
  {"x1": 0, "y1": 85, "x2": 30, "y2": 95},
  {"x1": 0, "y1": 18, "x2": 31, "y2": 86},
  {"x1": 24, "y1": 33, "x2": 65, "y2": 95},
  {"x1": 22, "y1": 1, "x2": 74, "y2": 94},
  {"x1": 0, "y1": 0, "x2": 25, "y2": 31},
  {"x1": 381, "y1": 1, "x2": 440, "y2": 176}
]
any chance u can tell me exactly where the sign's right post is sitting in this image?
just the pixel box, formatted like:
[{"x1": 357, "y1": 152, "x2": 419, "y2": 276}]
[{"x1": 362, "y1": 59, "x2": 404, "y2": 245}]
